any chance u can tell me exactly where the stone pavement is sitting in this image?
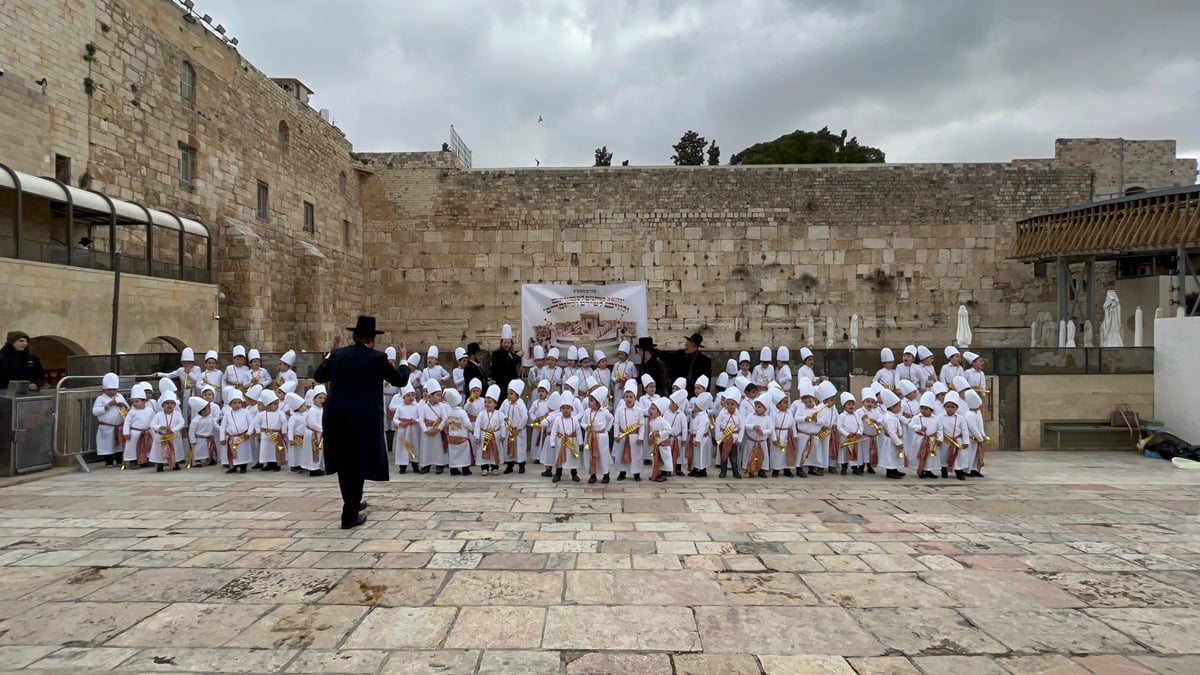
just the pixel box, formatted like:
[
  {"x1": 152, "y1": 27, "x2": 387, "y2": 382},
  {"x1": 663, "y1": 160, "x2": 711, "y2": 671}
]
[{"x1": 0, "y1": 452, "x2": 1197, "y2": 674}]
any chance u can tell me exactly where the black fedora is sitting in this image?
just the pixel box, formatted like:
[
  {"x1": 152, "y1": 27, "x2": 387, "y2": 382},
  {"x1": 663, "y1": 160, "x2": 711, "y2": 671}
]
[
  {"x1": 684, "y1": 332, "x2": 704, "y2": 347},
  {"x1": 467, "y1": 342, "x2": 482, "y2": 355},
  {"x1": 635, "y1": 336, "x2": 657, "y2": 351},
  {"x1": 346, "y1": 315, "x2": 385, "y2": 336}
]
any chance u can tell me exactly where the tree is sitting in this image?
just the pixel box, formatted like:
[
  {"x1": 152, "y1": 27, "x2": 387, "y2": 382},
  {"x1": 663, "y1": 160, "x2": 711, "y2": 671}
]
[
  {"x1": 671, "y1": 130, "x2": 706, "y2": 166},
  {"x1": 731, "y1": 127, "x2": 885, "y2": 165},
  {"x1": 706, "y1": 140, "x2": 720, "y2": 166},
  {"x1": 594, "y1": 146, "x2": 612, "y2": 167}
]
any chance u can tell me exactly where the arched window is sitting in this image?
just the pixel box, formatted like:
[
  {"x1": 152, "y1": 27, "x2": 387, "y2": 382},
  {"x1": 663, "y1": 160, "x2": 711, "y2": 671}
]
[
  {"x1": 180, "y1": 62, "x2": 195, "y2": 102},
  {"x1": 1124, "y1": 186, "x2": 1146, "y2": 196},
  {"x1": 278, "y1": 121, "x2": 289, "y2": 152}
]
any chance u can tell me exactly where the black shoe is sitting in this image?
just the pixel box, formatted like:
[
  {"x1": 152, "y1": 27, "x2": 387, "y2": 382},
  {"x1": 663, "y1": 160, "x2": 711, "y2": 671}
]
[
  {"x1": 644, "y1": 459, "x2": 652, "y2": 466},
  {"x1": 772, "y1": 470, "x2": 780, "y2": 477},
  {"x1": 397, "y1": 466, "x2": 407, "y2": 474},
  {"x1": 969, "y1": 470, "x2": 983, "y2": 477},
  {"x1": 956, "y1": 470, "x2": 967, "y2": 481},
  {"x1": 840, "y1": 463, "x2": 848, "y2": 476},
  {"x1": 435, "y1": 466, "x2": 445, "y2": 475},
  {"x1": 886, "y1": 469, "x2": 903, "y2": 479},
  {"x1": 459, "y1": 468, "x2": 470, "y2": 476},
  {"x1": 662, "y1": 472, "x2": 673, "y2": 478},
  {"x1": 104, "y1": 457, "x2": 114, "y2": 466},
  {"x1": 541, "y1": 469, "x2": 553, "y2": 478},
  {"x1": 420, "y1": 466, "x2": 430, "y2": 474},
  {"x1": 272, "y1": 463, "x2": 282, "y2": 472},
  {"x1": 675, "y1": 466, "x2": 683, "y2": 475},
  {"x1": 796, "y1": 468, "x2": 807, "y2": 477},
  {"x1": 571, "y1": 471, "x2": 580, "y2": 482},
  {"x1": 866, "y1": 465, "x2": 876, "y2": 474},
  {"x1": 450, "y1": 468, "x2": 462, "y2": 476},
  {"x1": 941, "y1": 468, "x2": 949, "y2": 478},
  {"x1": 504, "y1": 463, "x2": 514, "y2": 474},
  {"x1": 617, "y1": 471, "x2": 627, "y2": 481},
  {"x1": 601, "y1": 474, "x2": 610, "y2": 484},
  {"x1": 552, "y1": 470, "x2": 562, "y2": 483},
  {"x1": 309, "y1": 470, "x2": 325, "y2": 477},
  {"x1": 239, "y1": 465, "x2": 247, "y2": 473},
  {"x1": 719, "y1": 468, "x2": 728, "y2": 478},
  {"x1": 757, "y1": 470, "x2": 767, "y2": 479},
  {"x1": 225, "y1": 468, "x2": 238, "y2": 474},
  {"x1": 588, "y1": 475, "x2": 597, "y2": 484},
  {"x1": 698, "y1": 469, "x2": 708, "y2": 477},
  {"x1": 732, "y1": 470, "x2": 742, "y2": 479},
  {"x1": 653, "y1": 476, "x2": 667, "y2": 482},
  {"x1": 633, "y1": 474, "x2": 642, "y2": 482},
  {"x1": 518, "y1": 463, "x2": 526, "y2": 474},
  {"x1": 359, "y1": 501, "x2": 369, "y2": 510},
  {"x1": 253, "y1": 463, "x2": 263, "y2": 470},
  {"x1": 156, "y1": 464, "x2": 164, "y2": 472},
  {"x1": 291, "y1": 466, "x2": 304, "y2": 473},
  {"x1": 813, "y1": 468, "x2": 824, "y2": 476},
  {"x1": 341, "y1": 514, "x2": 367, "y2": 529}
]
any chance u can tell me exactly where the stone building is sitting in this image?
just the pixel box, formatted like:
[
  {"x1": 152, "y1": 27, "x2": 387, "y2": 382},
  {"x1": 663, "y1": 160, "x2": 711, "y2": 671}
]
[{"x1": 1, "y1": 0, "x2": 1196, "y2": 375}]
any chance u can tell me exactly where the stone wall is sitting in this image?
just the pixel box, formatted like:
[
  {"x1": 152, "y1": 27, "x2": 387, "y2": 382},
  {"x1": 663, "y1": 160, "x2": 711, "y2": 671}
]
[
  {"x1": 1019, "y1": 374, "x2": 1153, "y2": 450},
  {"x1": 0, "y1": 0, "x2": 366, "y2": 352}
]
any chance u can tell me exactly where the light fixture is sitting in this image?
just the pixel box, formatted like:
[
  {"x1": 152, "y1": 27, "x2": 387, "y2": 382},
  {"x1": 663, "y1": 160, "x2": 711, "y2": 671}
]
[
  {"x1": 183, "y1": 0, "x2": 194, "y2": 8},
  {"x1": 201, "y1": 14, "x2": 212, "y2": 23},
  {"x1": 215, "y1": 24, "x2": 225, "y2": 34},
  {"x1": 229, "y1": 37, "x2": 238, "y2": 46}
]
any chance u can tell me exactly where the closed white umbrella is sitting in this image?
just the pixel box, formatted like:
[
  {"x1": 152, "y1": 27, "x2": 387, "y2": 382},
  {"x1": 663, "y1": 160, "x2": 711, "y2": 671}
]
[
  {"x1": 1134, "y1": 306, "x2": 1144, "y2": 347},
  {"x1": 1058, "y1": 320, "x2": 1067, "y2": 348},
  {"x1": 825, "y1": 317, "x2": 835, "y2": 348},
  {"x1": 1031, "y1": 320, "x2": 1039, "y2": 348},
  {"x1": 1101, "y1": 290, "x2": 1124, "y2": 347},
  {"x1": 1083, "y1": 320, "x2": 1094, "y2": 348},
  {"x1": 808, "y1": 316, "x2": 815, "y2": 345},
  {"x1": 1065, "y1": 321, "x2": 1076, "y2": 348},
  {"x1": 849, "y1": 314, "x2": 860, "y2": 348},
  {"x1": 956, "y1": 305, "x2": 972, "y2": 348}
]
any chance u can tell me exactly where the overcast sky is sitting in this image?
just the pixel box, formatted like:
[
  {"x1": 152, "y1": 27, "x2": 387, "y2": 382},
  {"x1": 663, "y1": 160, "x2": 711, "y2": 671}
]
[{"x1": 198, "y1": 0, "x2": 1200, "y2": 171}]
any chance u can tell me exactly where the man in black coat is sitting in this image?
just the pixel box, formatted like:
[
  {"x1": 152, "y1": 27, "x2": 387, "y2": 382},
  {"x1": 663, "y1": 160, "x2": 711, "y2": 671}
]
[
  {"x1": 0, "y1": 331, "x2": 46, "y2": 391},
  {"x1": 665, "y1": 332, "x2": 712, "y2": 397},
  {"x1": 463, "y1": 342, "x2": 487, "y2": 397},
  {"x1": 313, "y1": 316, "x2": 410, "y2": 529},
  {"x1": 634, "y1": 336, "x2": 670, "y2": 394},
  {"x1": 489, "y1": 323, "x2": 523, "y2": 397}
]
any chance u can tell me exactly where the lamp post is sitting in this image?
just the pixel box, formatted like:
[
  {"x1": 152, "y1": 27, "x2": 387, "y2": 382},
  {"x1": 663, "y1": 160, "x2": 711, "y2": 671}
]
[{"x1": 110, "y1": 251, "x2": 121, "y2": 373}]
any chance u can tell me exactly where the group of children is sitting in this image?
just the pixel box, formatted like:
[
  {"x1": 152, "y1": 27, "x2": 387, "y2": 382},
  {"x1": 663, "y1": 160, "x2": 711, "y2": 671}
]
[
  {"x1": 95, "y1": 337, "x2": 990, "y2": 483},
  {"x1": 93, "y1": 345, "x2": 330, "y2": 475}
]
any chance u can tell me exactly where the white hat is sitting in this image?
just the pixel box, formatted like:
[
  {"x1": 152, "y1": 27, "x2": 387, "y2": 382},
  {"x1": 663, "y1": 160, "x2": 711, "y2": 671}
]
[
  {"x1": 204, "y1": 350, "x2": 218, "y2": 362},
  {"x1": 131, "y1": 384, "x2": 149, "y2": 400},
  {"x1": 228, "y1": 390, "x2": 245, "y2": 404},
  {"x1": 800, "y1": 347, "x2": 814, "y2": 361},
  {"x1": 777, "y1": 346, "x2": 790, "y2": 361},
  {"x1": 508, "y1": 380, "x2": 525, "y2": 396},
  {"x1": 158, "y1": 377, "x2": 177, "y2": 393},
  {"x1": 944, "y1": 391, "x2": 963, "y2": 409},
  {"x1": 880, "y1": 347, "x2": 895, "y2": 362},
  {"x1": 590, "y1": 388, "x2": 609, "y2": 405},
  {"x1": 725, "y1": 359, "x2": 737, "y2": 376},
  {"x1": 919, "y1": 392, "x2": 937, "y2": 409},
  {"x1": 724, "y1": 388, "x2": 742, "y2": 403},
  {"x1": 246, "y1": 384, "x2": 263, "y2": 401},
  {"x1": 903, "y1": 345, "x2": 917, "y2": 357},
  {"x1": 188, "y1": 396, "x2": 207, "y2": 411},
  {"x1": 284, "y1": 392, "x2": 305, "y2": 410},
  {"x1": 385, "y1": 347, "x2": 397, "y2": 360},
  {"x1": 501, "y1": 323, "x2": 514, "y2": 340},
  {"x1": 738, "y1": 351, "x2": 751, "y2": 363},
  {"x1": 755, "y1": 391, "x2": 775, "y2": 409},
  {"x1": 232, "y1": 345, "x2": 246, "y2": 358},
  {"x1": 546, "y1": 392, "x2": 561, "y2": 409},
  {"x1": 593, "y1": 349, "x2": 606, "y2": 363},
  {"x1": 138, "y1": 380, "x2": 153, "y2": 391},
  {"x1": 669, "y1": 390, "x2": 689, "y2": 409},
  {"x1": 952, "y1": 376, "x2": 970, "y2": 393},
  {"x1": 694, "y1": 392, "x2": 713, "y2": 410},
  {"x1": 181, "y1": 347, "x2": 195, "y2": 362},
  {"x1": 734, "y1": 375, "x2": 751, "y2": 392},
  {"x1": 485, "y1": 384, "x2": 502, "y2": 401},
  {"x1": 944, "y1": 346, "x2": 960, "y2": 359},
  {"x1": 768, "y1": 381, "x2": 782, "y2": 393},
  {"x1": 159, "y1": 391, "x2": 178, "y2": 405},
  {"x1": 652, "y1": 398, "x2": 670, "y2": 416},
  {"x1": 917, "y1": 345, "x2": 933, "y2": 361},
  {"x1": 424, "y1": 380, "x2": 442, "y2": 394},
  {"x1": 454, "y1": 347, "x2": 467, "y2": 361},
  {"x1": 537, "y1": 379, "x2": 551, "y2": 392},
  {"x1": 578, "y1": 349, "x2": 591, "y2": 362},
  {"x1": 696, "y1": 375, "x2": 709, "y2": 389},
  {"x1": 559, "y1": 396, "x2": 575, "y2": 410},
  {"x1": 201, "y1": 384, "x2": 216, "y2": 394},
  {"x1": 672, "y1": 377, "x2": 687, "y2": 390},
  {"x1": 617, "y1": 340, "x2": 630, "y2": 355},
  {"x1": 258, "y1": 390, "x2": 278, "y2": 406},
  {"x1": 469, "y1": 378, "x2": 482, "y2": 391},
  {"x1": 816, "y1": 381, "x2": 838, "y2": 401},
  {"x1": 222, "y1": 386, "x2": 235, "y2": 402},
  {"x1": 311, "y1": 384, "x2": 327, "y2": 396},
  {"x1": 640, "y1": 373, "x2": 654, "y2": 387},
  {"x1": 567, "y1": 346, "x2": 578, "y2": 361},
  {"x1": 533, "y1": 345, "x2": 546, "y2": 359},
  {"x1": 564, "y1": 375, "x2": 580, "y2": 391},
  {"x1": 964, "y1": 390, "x2": 983, "y2": 409},
  {"x1": 716, "y1": 373, "x2": 729, "y2": 389},
  {"x1": 102, "y1": 373, "x2": 119, "y2": 389},
  {"x1": 840, "y1": 391, "x2": 856, "y2": 406},
  {"x1": 281, "y1": 349, "x2": 296, "y2": 366},
  {"x1": 623, "y1": 380, "x2": 638, "y2": 396},
  {"x1": 871, "y1": 382, "x2": 884, "y2": 397},
  {"x1": 427, "y1": 345, "x2": 439, "y2": 359},
  {"x1": 759, "y1": 346, "x2": 772, "y2": 362},
  {"x1": 932, "y1": 382, "x2": 949, "y2": 395},
  {"x1": 304, "y1": 390, "x2": 316, "y2": 406},
  {"x1": 963, "y1": 351, "x2": 981, "y2": 364},
  {"x1": 401, "y1": 384, "x2": 415, "y2": 396},
  {"x1": 547, "y1": 347, "x2": 560, "y2": 360},
  {"x1": 406, "y1": 354, "x2": 421, "y2": 368},
  {"x1": 248, "y1": 348, "x2": 261, "y2": 361},
  {"x1": 443, "y1": 389, "x2": 462, "y2": 407},
  {"x1": 879, "y1": 389, "x2": 901, "y2": 408},
  {"x1": 280, "y1": 380, "x2": 297, "y2": 395},
  {"x1": 861, "y1": 387, "x2": 876, "y2": 402},
  {"x1": 898, "y1": 380, "x2": 918, "y2": 396},
  {"x1": 798, "y1": 380, "x2": 816, "y2": 399},
  {"x1": 584, "y1": 376, "x2": 599, "y2": 391}
]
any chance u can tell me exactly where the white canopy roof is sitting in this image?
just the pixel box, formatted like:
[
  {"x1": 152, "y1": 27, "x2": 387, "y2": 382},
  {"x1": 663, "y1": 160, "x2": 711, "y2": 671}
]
[{"x1": 0, "y1": 167, "x2": 209, "y2": 238}]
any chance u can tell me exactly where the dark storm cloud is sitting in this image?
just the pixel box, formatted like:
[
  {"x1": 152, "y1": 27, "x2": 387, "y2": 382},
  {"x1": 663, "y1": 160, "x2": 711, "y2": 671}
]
[{"x1": 198, "y1": 0, "x2": 1200, "y2": 169}]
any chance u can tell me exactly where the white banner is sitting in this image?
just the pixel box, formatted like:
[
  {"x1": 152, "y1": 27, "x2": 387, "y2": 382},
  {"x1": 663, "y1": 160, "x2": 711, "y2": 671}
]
[{"x1": 521, "y1": 283, "x2": 647, "y2": 366}]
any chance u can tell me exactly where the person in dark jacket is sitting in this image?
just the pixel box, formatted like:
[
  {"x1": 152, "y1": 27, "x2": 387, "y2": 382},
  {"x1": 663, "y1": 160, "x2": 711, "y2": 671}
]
[
  {"x1": 634, "y1": 336, "x2": 670, "y2": 394},
  {"x1": 313, "y1": 316, "x2": 410, "y2": 529},
  {"x1": 663, "y1": 332, "x2": 713, "y2": 397},
  {"x1": 463, "y1": 342, "x2": 488, "y2": 397},
  {"x1": 489, "y1": 323, "x2": 523, "y2": 397},
  {"x1": 0, "y1": 331, "x2": 45, "y2": 391}
]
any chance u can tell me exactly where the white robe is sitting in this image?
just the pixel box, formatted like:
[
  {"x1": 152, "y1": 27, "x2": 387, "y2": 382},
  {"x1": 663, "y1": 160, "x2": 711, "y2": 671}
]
[
  {"x1": 301, "y1": 406, "x2": 324, "y2": 471},
  {"x1": 92, "y1": 393, "x2": 127, "y2": 457},
  {"x1": 500, "y1": 398, "x2": 529, "y2": 463},
  {"x1": 582, "y1": 408, "x2": 613, "y2": 476},
  {"x1": 611, "y1": 404, "x2": 646, "y2": 474}
]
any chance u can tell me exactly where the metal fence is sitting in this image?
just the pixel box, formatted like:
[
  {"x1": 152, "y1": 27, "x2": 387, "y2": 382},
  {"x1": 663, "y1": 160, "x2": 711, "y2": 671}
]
[{"x1": 450, "y1": 125, "x2": 472, "y2": 169}]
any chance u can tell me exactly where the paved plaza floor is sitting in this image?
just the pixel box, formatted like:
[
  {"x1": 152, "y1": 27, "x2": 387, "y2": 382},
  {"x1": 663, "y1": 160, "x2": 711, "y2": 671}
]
[{"x1": 0, "y1": 452, "x2": 1197, "y2": 674}]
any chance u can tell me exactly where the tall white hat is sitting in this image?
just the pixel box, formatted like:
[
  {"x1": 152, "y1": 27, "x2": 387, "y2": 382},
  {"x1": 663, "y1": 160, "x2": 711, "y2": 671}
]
[
  {"x1": 454, "y1": 347, "x2": 467, "y2": 361},
  {"x1": 840, "y1": 391, "x2": 856, "y2": 406},
  {"x1": 724, "y1": 388, "x2": 742, "y2": 403},
  {"x1": 537, "y1": 379, "x2": 551, "y2": 392},
  {"x1": 903, "y1": 345, "x2": 917, "y2": 357},
  {"x1": 469, "y1": 378, "x2": 482, "y2": 391},
  {"x1": 547, "y1": 347, "x2": 560, "y2": 360},
  {"x1": 130, "y1": 384, "x2": 149, "y2": 400},
  {"x1": 281, "y1": 349, "x2": 296, "y2": 366},
  {"x1": 284, "y1": 392, "x2": 305, "y2": 410},
  {"x1": 879, "y1": 389, "x2": 901, "y2": 408},
  {"x1": 917, "y1": 345, "x2": 933, "y2": 360},
  {"x1": 246, "y1": 384, "x2": 263, "y2": 401},
  {"x1": 204, "y1": 350, "x2": 218, "y2": 362},
  {"x1": 385, "y1": 346, "x2": 397, "y2": 360},
  {"x1": 585, "y1": 376, "x2": 598, "y2": 390},
  {"x1": 159, "y1": 391, "x2": 178, "y2": 405},
  {"x1": 944, "y1": 391, "x2": 963, "y2": 409},
  {"x1": 311, "y1": 384, "x2": 327, "y2": 396},
  {"x1": 798, "y1": 380, "x2": 816, "y2": 399},
  {"x1": 593, "y1": 349, "x2": 606, "y2": 362},
  {"x1": 533, "y1": 345, "x2": 546, "y2": 359},
  {"x1": 952, "y1": 376, "x2": 970, "y2": 393},
  {"x1": 443, "y1": 389, "x2": 462, "y2": 407},
  {"x1": 508, "y1": 380, "x2": 525, "y2": 396},
  {"x1": 932, "y1": 382, "x2": 949, "y2": 395},
  {"x1": 485, "y1": 384, "x2": 502, "y2": 401},
  {"x1": 672, "y1": 377, "x2": 687, "y2": 390},
  {"x1": 181, "y1": 347, "x2": 195, "y2": 361},
  {"x1": 716, "y1": 373, "x2": 729, "y2": 389},
  {"x1": 406, "y1": 354, "x2": 421, "y2": 368},
  {"x1": 564, "y1": 375, "x2": 580, "y2": 391},
  {"x1": 617, "y1": 340, "x2": 630, "y2": 355},
  {"x1": 158, "y1": 377, "x2": 177, "y2": 393},
  {"x1": 232, "y1": 345, "x2": 246, "y2": 358},
  {"x1": 777, "y1": 346, "x2": 790, "y2": 361},
  {"x1": 228, "y1": 390, "x2": 245, "y2": 404},
  {"x1": 280, "y1": 380, "x2": 297, "y2": 395},
  {"x1": 590, "y1": 388, "x2": 609, "y2": 405},
  {"x1": 696, "y1": 374, "x2": 710, "y2": 389},
  {"x1": 738, "y1": 351, "x2": 751, "y2": 363},
  {"x1": 816, "y1": 381, "x2": 838, "y2": 401},
  {"x1": 501, "y1": 323, "x2": 514, "y2": 340},
  {"x1": 248, "y1": 348, "x2": 261, "y2": 361},
  {"x1": 694, "y1": 392, "x2": 713, "y2": 410},
  {"x1": 725, "y1": 359, "x2": 737, "y2": 375},
  {"x1": 759, "y1": 346, "x2": 772, "y2": 362},
  {"x1": 652, "y1": 398, "x2": 670, "y2": 416},
  {"x1": 898, "y1": 380, "x2": 918, "y2": 396},
  {"x1": 963, "y1": 390, "x2": 983, "y2": 409},
  {"x1": 944, "y1": 346, "x2": 960, "y2": 359},
  {"x1": 258, "y1": 390, "x2": 278, "y2": 406},
  {"x1": 623, "y1": 379, "x2": 638, "y2": 395},
  {"x1": 427, "y1": 345, "x2": 439, "y2": 359},
  {"x1": 189, "y1": 396, "x2": 208, "y2": 411},
  {"x1": 963, "y1": 351, "x2": 981, "y2": 364},
  {"x1": 640, "y1": 373, "x2": 654, "y2": 387},
  {"x1": 669, "y1": 390, "x2": 689, "y2": 409},
  {"x1": 919, "y1": 392, "x2": 937, "y2": 408},
  {"x1": 424, "y1": 380, "x2": 442, "y2": 394},
  {"x1": 861, "y1": 387, "x2": 876, "y2": 402},
  {"x1": 567, "y1": 346, "x2": 578, "y2": 361},
  {"x1": 880, "y1": 347, "x2": 895, "y2": 362},
  {"x1": 102, "y1": 373, "x2": 119, "y2": 389}
]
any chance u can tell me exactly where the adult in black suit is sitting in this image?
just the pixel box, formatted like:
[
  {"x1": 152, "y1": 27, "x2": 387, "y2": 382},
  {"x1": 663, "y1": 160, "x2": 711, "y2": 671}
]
[
  {"x1": 634, "y1": 336, "x2": 670, "y2": 394},
  {"x1": 489, "y1": 323, "x2": 523, "y2": 397},
  {"x1": 313, "y1": 316, "x2": 410, "y2": 529},
  {"x1": 463, "y1": 342, "x2": 487, "y2": 397},
  {"x1": 664, "y1": 332, "x2": 713, "y2": 397}
]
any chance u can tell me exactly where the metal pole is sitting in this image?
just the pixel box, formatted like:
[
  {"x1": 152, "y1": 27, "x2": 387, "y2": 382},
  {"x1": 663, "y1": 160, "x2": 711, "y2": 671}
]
[
  {"x1": 1056, "y1": 256, "x2": 1068, "y2": 322},
  {"x1": 1178, "y1": 245, "x2": 1188, "y2": 314},
  {"x1": 110, "y1": 252, "x2": 121, "y2": 372},
  {"x1": 1085, "y1": 257, "x2": 1096, "y2": 344}
]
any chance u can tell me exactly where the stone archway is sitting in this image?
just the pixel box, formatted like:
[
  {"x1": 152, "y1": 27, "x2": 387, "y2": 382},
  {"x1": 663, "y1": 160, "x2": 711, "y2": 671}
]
[
  {"x1": 28, "y1": 335, "x2": 88, "y2": 385},
  {"x1": 139, "y1": 336, "x2": 185, "y2": 353}
]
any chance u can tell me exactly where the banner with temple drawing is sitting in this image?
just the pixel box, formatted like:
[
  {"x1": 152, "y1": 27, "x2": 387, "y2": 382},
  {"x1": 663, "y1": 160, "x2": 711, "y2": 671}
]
[{"x1": 520, "y1": 283, "x2": 647, "y2": 367}]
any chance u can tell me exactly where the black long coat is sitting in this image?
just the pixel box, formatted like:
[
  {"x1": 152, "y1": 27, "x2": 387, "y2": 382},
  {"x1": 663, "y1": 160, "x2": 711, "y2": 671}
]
[{"x1": 313, "y1": 344, "x2": 409, "y2": 481}]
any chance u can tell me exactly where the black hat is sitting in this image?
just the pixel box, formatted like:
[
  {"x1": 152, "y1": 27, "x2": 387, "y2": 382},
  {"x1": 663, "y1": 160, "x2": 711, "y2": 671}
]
[
  {"x1": 684, "y1": 332, "x2": 704, "y2": 347},
  {"x1": 467, "y1": 342, "x2": 482, "y2": 355},
  {"x1": 346, "y1": 315, "x2": 385, "y2": 336},
  {"x1": 635, "y1": 336, "x2": 657, "y2": 351}
]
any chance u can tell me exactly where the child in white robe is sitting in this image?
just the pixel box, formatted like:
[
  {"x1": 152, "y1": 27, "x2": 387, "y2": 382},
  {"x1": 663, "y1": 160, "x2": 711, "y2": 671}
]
[
  {"x1": 392, "y1": 386, "x2": 420, "y2": 472},
  {"x1": 246, "y1": 349, "x2": 272, "y2": 389},
  {"x1": 877, "y1": 389, "x2": 906, "y2": 479},
  {"x1": 538, "y1": 392, "x2": 563, "y2": 471},
  {"x1": 797, "y1": 348, "x2": 818, "y2": 388},
  {"x1": 254, "y1": 390, "x2": 287, "y2": 471},
  {"x1": 121, "y1": 384, "x2": 154, "y2": 469},
  {"x1": 874, "y1": 348, "x2": 899, "y2": 394},
  {"x1": 714, "y1": 390, "x2": 744, "y2": 478},
  {"x1": 898, "y1": 380, "x2": 921, "y2": 469},
  {"x1": 188, "y1": 395, "x2": 217, "y2": 467},
  {"x1": 301, "y1": 387, "x2": 326, "y2": 476},
  {"x1": 452, "y1": 347, "x2": 469, "y2": 394},
  {"x1": 940, "y1": 346, "x2": 966, "y2": 387},
  {"x1": 612, "y1": 380, "x2": 645, "y2": 481},
  {"x1": 549, "y1": 397, "x2": 582, "y2": 482},
  {"x1": 909, "y1": 393, "x2": 942, "y2": 479},
  {"x1": 417, "y1": 381, "x2": 448, "y2": 473},
  {"x1": 424, "y1": 346, "x2": 452, "y2": 391},
  {"x1": 611, "y1": 341, "x2": 636, "y2": 391},
  {"x1": 501, "y1": 380, "x2": 529, "y2": 473},
  {"x1": 543, "y1": 348, "x2": 563, "y2": 392},
  {"x1": 200, "y1": 351, "x2": 223, "y2": 404},
  {"x1": 740, "y1": 394, "x2": 773, "y2": 478},
  {"x1": 959, "y1": 390, "x2": 987, "y2": 478},
  {"x1": 688, "y1": 393, "x2": 714, "y2": 476},
  {"x1": 224, "y1": 345, "x2": 251, "y2": 394},
  {"x1": 442, "y1": 389, "x2": 473, "y2": 475},
  {"x1": 751, "y1": 346, "x2": 775, "y2": 389},
  {"x1": 938, "y1": 391, "x2": 971, "y2": 480},
  {"x1": 802, "y1": 382, "x2": 838, "y2": 476},
  {"x1": 157, "y1": 347, "x2": 202, "y2": 400},
  {"x1": 858, "y1": 387, "x2": 883, "y2": 475},
  {"x1": 149, "y1": 392, "x2": 185, "y2": 471},
  {"x1": 774, "y1": 347, "x2": 793, "y2": 393},
  {"x1": 771, "y1": 390, "x2": 796, "y2": 476},
  {"x1": 916, "y1": 345, "x2": 937, "y2": 392},
  {"x1": 528, "y1": 381, "x2": 552, "y2": 464},
  {"x1": 93, "y1": 372, "x2": 127, "y2": 467},
  {"x1": 837, "y1": 392, "x2": 864, "y2": 475},
  {"x1": 283, "y1": 392, "x2": 306, "y2": 471},
  {"x1": 582, "y1": 388, "x2": 613, "y2": 483},
  {"x1": 665, "y1": 390, "x2": 689, "y2": 474},
  {"x1": 474, "y1": 385, "x2": 508, "y2": 476}
]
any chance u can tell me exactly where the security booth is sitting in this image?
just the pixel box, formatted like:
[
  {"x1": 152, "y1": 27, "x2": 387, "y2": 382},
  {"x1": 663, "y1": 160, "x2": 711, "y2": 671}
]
[{"x1": 0, "y1": 382, "x2": 55, "y2": 476}]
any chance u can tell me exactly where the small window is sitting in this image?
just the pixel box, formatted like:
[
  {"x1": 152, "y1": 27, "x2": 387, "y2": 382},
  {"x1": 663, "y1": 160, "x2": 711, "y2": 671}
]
[
  {"x1": 1033, "y1": 262, "x2": 1048, "y2": 279},
  {"x1": 54, "y1": 154, "x2": 71, "y2": 183},
  {"x1": 256, "y1": 181, "x2": 269, "y2": 221},
  {"x1": 180, "y1": 62, "x2": 195, "y2": 102},
  {"x1": 1124, "y1": 186, "x2": 1146, "y2": 196},
  {"x1": 303, "y1": 201, "x2": 314, "y2": 233},
  {"x1": 342, "y1": 219, "x2": 351, "y2": 246},
  {"x1": 278, "y1": 121, "x2": 289, "y2": 151},
  {"x1": 339, "y1": 171, "x2": 347, "y2": 194},
  {"x1": 178, "y1": 143, "x2": 197, "y2": 187}
]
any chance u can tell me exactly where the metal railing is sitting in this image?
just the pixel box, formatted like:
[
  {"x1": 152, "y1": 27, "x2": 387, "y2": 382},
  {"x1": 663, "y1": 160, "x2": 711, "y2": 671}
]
[
  {"x1": 450, "y1": 125, "x2": 472, "y2": 169},
  {"x1": 53, "y1": 374, "x2": 157, "y2": 472}
]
